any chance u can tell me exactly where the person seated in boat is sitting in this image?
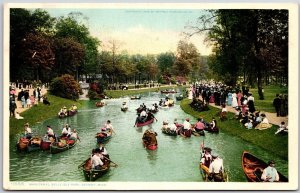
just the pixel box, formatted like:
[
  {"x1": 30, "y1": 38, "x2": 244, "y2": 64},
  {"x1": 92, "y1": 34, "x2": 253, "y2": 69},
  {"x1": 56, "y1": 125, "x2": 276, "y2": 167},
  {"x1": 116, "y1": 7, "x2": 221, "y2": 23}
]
[
  {"x1": 201, "y1": 147, "x2": 213, "y2": 168},
  {"x1": 169, "y1": 120, "x2": 178, "y2": 132},
  {"x1": 70, "y1": 104, "x2": 77, "y2": 112},
  {"x1": 194, "y1": 118, "x2": 205, "y2": 132},
  {"x1": 70, "y1": 129, "x2": 80, "y2": 141},
  {"x1": 61, "y1": 124, "x2": 72, "y2": 138},
  {"x1": 162, "y1": 120, "x2": 169, "y2": 129},
  {"x1": 99, "y1": 143, "x2": 109, "y2": 159},
  {"x1": 62, "y1": 106, "x2": 68, "y2": 115},
  {"x1": 154, "y1": 103, "x2": 159, "y2": 110},
  {"x1": 181, "y1": 118, "x2": 192, "y2": 134},
  {"x1": 159, "y1": 99, "x2": 164, "y2": 106},
  {"x1": 102, "y1": 120, "x2": 114, "y2": 132},
  {"x1": 208, "y1": 153, "x2": 224, "y2": 182},
  {"x1": 150, "y1": 104, "x2": 156, "y2": 111},
  {"x1": 140, "y1": 109, "x2": 147, "y2": 122},
  {"x1": 136, "y1": 105, "x2": 143, "y2": 114},
  {"x1": 261, "y1": 160, "x2": 279, "y2": 182},
  {"x1": 122, "y1": 102, "x2": 128, "y2": 109},
  {"x1": 275, "y1": 122, "x2": 288, "y2": 135},
  {"x1": 146, "y1": 111, "x2": 157, "y2": 122},
  {"x1": 24, "y1": 123, "x2": 33, "y2": 139},
  {"x1": 91, "y1": 149, "x2": 104, "y2": 170},
  {"x1": 58, "y1": 108, "x2": 64, "y2": 116},
  {"x1": 15, "y1": 112, "x2": 24, "y2": 119},
  {"x1": 46, "y1": 125, "x2": 55, "y2": 139}
]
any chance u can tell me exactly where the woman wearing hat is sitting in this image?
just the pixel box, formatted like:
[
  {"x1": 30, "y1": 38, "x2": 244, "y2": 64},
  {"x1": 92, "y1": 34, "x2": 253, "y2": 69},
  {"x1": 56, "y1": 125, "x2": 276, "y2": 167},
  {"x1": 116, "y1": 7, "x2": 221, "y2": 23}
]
[{"x1": 261, "y1": 160, "x2": 279, "y2": 182}]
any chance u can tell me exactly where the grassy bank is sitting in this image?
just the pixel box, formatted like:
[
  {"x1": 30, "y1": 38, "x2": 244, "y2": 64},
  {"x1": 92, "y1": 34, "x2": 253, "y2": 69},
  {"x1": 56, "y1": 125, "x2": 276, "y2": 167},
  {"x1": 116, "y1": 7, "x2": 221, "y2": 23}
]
[
  {"x1": 249, "y1": 85, "x2": 288, "y2": 113},
  {"x1": 105, "y1": 85, "x2": 187, "y2": 98},
  {"x1": 9, "y1": 94, "x2": 84, "y2": 138},
  {"x1": 180, "y1": 99, "x2": 288, "y2": 160}
]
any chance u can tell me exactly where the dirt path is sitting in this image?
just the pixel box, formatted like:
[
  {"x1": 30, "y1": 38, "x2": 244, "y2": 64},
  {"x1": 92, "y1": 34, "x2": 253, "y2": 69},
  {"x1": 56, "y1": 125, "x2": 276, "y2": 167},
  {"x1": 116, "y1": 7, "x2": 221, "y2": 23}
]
[
  {"x1": 14, "y1": 88, "x2": 48, "y2": 114},
  {"x1": 209, "y1": 103, "x2": 288, "y2": 126}
]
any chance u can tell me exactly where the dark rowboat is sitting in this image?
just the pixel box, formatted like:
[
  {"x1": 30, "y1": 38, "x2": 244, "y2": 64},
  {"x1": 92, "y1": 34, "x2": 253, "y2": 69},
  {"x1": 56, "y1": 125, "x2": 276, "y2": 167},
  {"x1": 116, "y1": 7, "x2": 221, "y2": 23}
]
[
  {"x1": 121, "y1": 107, "x2": 128, "y2": 112},
  {"x1": 50, "y1": 137, "x2": 78, "y2": 154},
  {"x1": 79, "y1": 157, "x2": 111, "y2": 181},
  {"x1": 135, "y1": 118, "x2": 155, "y2": 127},
  {"x1": 95, "y1": 129, "x2": 113, "y2": 144},
  {"x1": 242, "y1": 151, "x2": 288, "y2": 182},
  {"x1": 176, "y1": 96, "x2": 184, "y2": 101},
  {"x1": 161, "y1": 127, "x2": 177, "y2": 136},
  {"x1": 16, "y1": 136, "x2": 42, "y2": 152}
]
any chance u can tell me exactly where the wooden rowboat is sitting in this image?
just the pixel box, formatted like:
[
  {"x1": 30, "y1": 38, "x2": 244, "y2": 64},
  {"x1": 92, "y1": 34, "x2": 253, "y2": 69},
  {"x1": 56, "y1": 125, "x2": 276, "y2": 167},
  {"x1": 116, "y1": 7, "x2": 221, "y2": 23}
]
[
  {"x1": 121, "y1": 107, "x2": 128, "y2": 112},
  {"x1": 79, "y1": 157, "x2": 110, "y2": 181},
  {"x1": 179, "y1": 129, "x2": 192, "y2": 137},
  {"x1": 161, "y1": 90, "x2": 177, "y2": 94},
  {"x1": 142, "y1": 130, "x2": 158, "y2": 150},
  {"x1": 130, "y1": 95, "x2": 141, "y2": 100},
  {"x1": 95, "y1": 129, "x2": 113, "y2": 144},
  {"x1": 16, "y1": 136, "x2": 42, "y2": 152},
  {"x1": 242, "y1": 151, "x2": 288, "y2": 182},
  {"x1": 50, "y1": 137, "x2": 78, "y2": 154},
  {"x1": 161, "y1": 127, "x2": 177, "y2": 136},
  {"x1": 95, "y1": 102, "x2": 105, "y2": 107},
  {"x1": 135, "y1": 118, "x2": 155, "y2": 127}
]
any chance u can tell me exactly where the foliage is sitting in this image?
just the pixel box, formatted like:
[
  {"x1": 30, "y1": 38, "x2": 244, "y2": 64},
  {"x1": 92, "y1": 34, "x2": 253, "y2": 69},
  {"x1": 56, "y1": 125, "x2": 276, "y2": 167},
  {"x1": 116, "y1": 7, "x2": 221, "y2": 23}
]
[
  {"x1": 180, "y1": 98, "x2": 288, "y2": 160},
  {"x1": 49, "y1": 74, "x2": 82, "y2": 100}
]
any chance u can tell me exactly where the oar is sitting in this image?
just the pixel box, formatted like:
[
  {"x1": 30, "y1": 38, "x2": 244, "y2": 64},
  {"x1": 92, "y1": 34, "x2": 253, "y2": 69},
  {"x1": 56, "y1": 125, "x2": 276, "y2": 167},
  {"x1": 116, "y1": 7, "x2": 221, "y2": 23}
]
[{"x1": 103, "y1": 156, "x2": 118, "y2": 167}]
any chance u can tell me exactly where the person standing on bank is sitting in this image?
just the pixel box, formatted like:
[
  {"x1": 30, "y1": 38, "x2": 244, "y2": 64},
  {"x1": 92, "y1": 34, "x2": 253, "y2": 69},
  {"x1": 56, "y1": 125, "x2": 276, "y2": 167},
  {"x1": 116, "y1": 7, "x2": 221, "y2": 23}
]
[{"x1": 273, "y1": 94, "x2": 281, "y2": 117}]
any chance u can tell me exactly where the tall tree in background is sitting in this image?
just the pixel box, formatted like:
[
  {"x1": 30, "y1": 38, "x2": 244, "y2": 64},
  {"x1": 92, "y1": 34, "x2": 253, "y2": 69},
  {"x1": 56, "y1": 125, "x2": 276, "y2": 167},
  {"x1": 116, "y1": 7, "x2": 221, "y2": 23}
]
[
  {"x1": 157, "y1": 52, "x2": 176, "y2": 77},
  {"x1": 173, "y1": 40, "x2": 201, "y2": 81}
]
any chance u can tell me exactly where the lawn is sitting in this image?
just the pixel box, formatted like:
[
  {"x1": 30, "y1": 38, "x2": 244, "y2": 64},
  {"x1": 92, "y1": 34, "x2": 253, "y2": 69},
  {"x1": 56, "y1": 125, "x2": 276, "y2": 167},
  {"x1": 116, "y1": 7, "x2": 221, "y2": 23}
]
[
  {"x1": 180, "y1": 98, "x2": 288, "y2": 160},
  {"x1": 9, "y1": 94, "x2": 84, "y2": 138},
  {"x1": 249, "y1": 85, "x2": 288, "y2": 113}
]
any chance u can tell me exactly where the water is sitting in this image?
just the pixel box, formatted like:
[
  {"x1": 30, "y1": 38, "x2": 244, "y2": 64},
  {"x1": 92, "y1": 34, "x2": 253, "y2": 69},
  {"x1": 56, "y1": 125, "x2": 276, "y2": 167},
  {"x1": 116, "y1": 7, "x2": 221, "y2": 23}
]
[{"x1": 9, "y1": 92, "x2": 288, "y2": 182}]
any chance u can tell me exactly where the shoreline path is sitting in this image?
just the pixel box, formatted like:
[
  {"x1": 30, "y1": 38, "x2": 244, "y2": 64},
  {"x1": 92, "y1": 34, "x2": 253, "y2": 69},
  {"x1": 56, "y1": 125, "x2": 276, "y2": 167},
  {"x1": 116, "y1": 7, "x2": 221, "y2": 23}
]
[{"x1": 15, "y1": 86, "x2": 288, "y2": 126}]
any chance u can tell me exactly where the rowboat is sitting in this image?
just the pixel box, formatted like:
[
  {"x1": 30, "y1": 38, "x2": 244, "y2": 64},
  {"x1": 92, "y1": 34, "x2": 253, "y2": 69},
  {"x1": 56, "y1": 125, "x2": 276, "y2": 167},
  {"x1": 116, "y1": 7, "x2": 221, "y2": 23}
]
[
  {"x1": 179, "y1": 129, "x2": 192, "y2": 137},
  {"x1": 142, "y1": 130, "x2": 158, "y2": 150},
  {"x1": 176, "y1": 96, "x2": 184, "y2": 101},
  {"x1": 95, "y1": 129, "x2": 113, "y2": 144},
  {"x1": 95, "y1": 102, "x2": 105, "y2": 107},
  {"x1": 135, "y1": 118, "x2": 155, "y2": 127},
  {"x1": 121, "y1": 107, "x2": 128, "y2": 112},
  {"x1": 242, "y1": 151, "x2": 288, "y2": 182},
  {"x1": 161, "y1": 90, "x2": 177, "y2": 94},
  {"x1": 50, "y1": 137, "x2": 78, "y2": 154},
  {"x1": 79, "y1": 157, "x2": 111, "y2": 181},
  {"x1": 130, "y1": 95, "x2": 141, "y2": 100},
  {"x1": 161, "y1": 127, "x2": 177, "y2": 136},
  {"x1": 16, "y1": 136, "x2": 42, "y2": 152}
]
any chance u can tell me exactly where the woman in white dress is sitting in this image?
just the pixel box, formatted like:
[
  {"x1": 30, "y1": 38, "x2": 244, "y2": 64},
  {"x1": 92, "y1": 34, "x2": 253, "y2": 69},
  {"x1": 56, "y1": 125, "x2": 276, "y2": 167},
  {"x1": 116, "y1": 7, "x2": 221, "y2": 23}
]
[{"x1": 231, "y1": 92, "x2": 238, "y2": 108}]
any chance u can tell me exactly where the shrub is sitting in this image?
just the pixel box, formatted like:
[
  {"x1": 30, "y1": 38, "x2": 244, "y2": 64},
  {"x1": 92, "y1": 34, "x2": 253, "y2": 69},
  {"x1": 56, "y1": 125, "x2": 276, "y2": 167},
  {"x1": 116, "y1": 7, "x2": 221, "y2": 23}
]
[{"x1": 49, "y1": 74, "x2": 81, "y2": 100}]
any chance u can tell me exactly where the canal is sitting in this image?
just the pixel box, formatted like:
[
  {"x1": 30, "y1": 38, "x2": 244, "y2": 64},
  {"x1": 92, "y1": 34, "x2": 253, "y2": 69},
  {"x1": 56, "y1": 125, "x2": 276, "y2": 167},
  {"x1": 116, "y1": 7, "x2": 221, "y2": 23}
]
[{"x1": 9, "y1": 91, "x2": 288, "y2": 182}]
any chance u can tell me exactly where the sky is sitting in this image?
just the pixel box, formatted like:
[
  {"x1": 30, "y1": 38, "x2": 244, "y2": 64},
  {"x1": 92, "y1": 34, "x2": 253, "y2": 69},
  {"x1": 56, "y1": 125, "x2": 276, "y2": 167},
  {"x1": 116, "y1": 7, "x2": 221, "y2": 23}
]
[{"x1": 45, "y1": 8, "x2": 213, "y2": 55}]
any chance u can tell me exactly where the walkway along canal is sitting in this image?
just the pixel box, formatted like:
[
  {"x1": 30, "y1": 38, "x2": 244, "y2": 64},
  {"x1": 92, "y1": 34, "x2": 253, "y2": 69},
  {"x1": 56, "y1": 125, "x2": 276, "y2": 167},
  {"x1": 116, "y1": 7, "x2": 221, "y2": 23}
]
[{"x1": 9, "y1": 91, "x2": 288, "y2": 182}]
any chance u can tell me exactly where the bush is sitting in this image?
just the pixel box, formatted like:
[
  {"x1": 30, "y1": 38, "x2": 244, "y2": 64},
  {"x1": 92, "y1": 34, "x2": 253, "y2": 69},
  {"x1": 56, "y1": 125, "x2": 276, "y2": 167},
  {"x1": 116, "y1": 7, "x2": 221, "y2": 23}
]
[{"x1": 49, "y1": 74, "x2": 81, "y2": 100}]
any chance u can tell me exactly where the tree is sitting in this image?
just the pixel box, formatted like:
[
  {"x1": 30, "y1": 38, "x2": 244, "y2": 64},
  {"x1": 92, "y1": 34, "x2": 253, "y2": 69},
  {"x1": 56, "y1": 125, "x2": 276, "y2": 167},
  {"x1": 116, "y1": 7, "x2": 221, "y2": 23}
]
[
  {"x1": 173, "y1": 40, "x2": 201, "y2": 81},
  {"x1": 157, "y1": 52, "x2": 176, "y2": 76}
]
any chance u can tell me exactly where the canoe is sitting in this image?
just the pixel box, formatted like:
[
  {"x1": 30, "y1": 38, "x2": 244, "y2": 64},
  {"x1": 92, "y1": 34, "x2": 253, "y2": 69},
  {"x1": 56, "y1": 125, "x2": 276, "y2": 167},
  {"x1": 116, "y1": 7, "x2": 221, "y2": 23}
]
[
  {"x1": 40, "y1": 140, "x2": 52, "y2": 150},
  {"x1": 121, "y1": 107, "x2": 128, "y2": 112},
  {"x1": 50, "y1": 137, "x2": 77, "y2": 154},
  {"x1": 130, "y1": 96, "x2": 141, "y2": 100},
  {"x1": 58, "y1": 110, "x2": 77, "y2": 118},
  {"x1": 161, "y1": 127, "x2": 177, "y2": 136},
  {"x1": 79, "y1": 157, "x2": 111, "y2": 181},
  {"x1": 142, "y1": 131, "x2": 158, "y2": 150},
  {"x1": 241, "y1": 151, "x2": 288, "y2": 182},
  {"x1": 16, "y1": 136, "x2": 42, "y2": 152},
  {"x1": 95, "y1": 102, "x2": 105, "y2": 107},
  {"x1": 199, "y1": 151, "x2": 229, "y2": 182},
  {"x1": 95, "y1": 129, "x2": 113, "y2": 144},
  {"x1": 176, "y1": 96, "x2": 184, "y2": 101},
  {"x1": 136, "y1": 118, "x2": 155, "y2": 127},
  {"x1": 161, "y1": 90, "x2": 177, "y2": 94},
  {"x1": 179, "y1": 129, "x2": 192, "y2": 137}
]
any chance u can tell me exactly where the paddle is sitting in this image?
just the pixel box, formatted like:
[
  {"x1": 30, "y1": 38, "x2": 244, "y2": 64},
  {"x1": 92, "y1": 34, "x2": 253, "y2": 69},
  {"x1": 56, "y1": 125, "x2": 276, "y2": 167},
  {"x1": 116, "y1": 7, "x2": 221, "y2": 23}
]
[{"x1": 103, "y1": 156, "x2": 118, "y2": 167}]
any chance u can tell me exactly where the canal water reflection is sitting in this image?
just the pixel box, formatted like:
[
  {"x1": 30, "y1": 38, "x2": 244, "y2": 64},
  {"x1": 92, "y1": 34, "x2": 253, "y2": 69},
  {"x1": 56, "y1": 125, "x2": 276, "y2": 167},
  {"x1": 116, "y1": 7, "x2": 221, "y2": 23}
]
[{"x1": 9, "y1": 91, "x2": 288, "y2": 182}]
